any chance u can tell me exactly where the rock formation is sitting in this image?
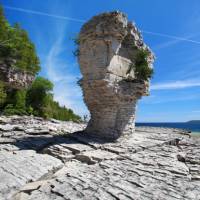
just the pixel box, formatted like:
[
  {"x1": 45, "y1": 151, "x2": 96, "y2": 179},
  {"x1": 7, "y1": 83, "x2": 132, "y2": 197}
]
[
  {"x1": 0, "y1": 116, "x2": 199, "y2": 200},
  {"x1": 78, "y1": 11, "x2": 154, "y2": 140},
  {"x1": 0, "y1": 59, "x2": 34, "y2": 89}
]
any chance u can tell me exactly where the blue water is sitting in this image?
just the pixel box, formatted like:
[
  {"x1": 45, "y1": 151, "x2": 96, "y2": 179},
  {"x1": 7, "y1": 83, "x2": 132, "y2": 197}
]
[{"x1": 136, "y1": 122, "x2": 200, "y2": 136}]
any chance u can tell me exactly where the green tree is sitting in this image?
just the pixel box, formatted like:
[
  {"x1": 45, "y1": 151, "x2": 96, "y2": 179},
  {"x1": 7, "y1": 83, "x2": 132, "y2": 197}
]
[
  {"x1": 26, "y1": 77, "x2": 53, "y2": 117},
  {"x1": 0, "y1": 81, "x2": 6, "y2": 108},
  {"x1": 0, "y1": 6, "x2": 82, "y2": 122},
  {"x1": 0, "y1": 6, "x2": 40, "y2": 74},
  {"x1": 14, "y1": 89, "x2": 26, "y2": 110}
]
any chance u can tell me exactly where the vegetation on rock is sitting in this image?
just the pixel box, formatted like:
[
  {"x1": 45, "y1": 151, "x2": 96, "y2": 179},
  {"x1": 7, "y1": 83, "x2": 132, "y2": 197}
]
[
  {"x1": 0, "y1": 6, "x2": 40, "y2": 74},
  {"x1": 0, "y1": 6, "x2": 81, "y2": 122},
  {"x1": 72, "y1": 34, "x2": 80, "y2": 57},
  {"x1": 127, "y1": 49, "x2": 154, "y2": 81},
  {"x1": 0, "y1": 81, "x2": 6, "y2": 108}
]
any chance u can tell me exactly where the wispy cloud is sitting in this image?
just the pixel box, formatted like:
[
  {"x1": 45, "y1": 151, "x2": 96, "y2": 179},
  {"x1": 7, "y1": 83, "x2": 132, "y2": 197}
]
[
  {"x1": 192, "y1": 110, "x2": 200, "y2": 113},
  {"x1": 4, "y1": 5, "x2": 85, "y2": 23},
  {"x1": 152, "y1": 33, "x2": 198, "y2": 50},
  {"x1": 4, "y1": 5, "x2": 200, "y2": 46},
  {"x1": 151, "y1": 79, "x2": 200, "y2": 90},
  {"x1": 142, "y1": 30, "x2": 200, "y2": 45},
  {"x1": 141, "y1": 94, "x2": 200, "y2": 104},
  {"x1": 44, "y1": 25, "x2": 88, "y2": 117}
]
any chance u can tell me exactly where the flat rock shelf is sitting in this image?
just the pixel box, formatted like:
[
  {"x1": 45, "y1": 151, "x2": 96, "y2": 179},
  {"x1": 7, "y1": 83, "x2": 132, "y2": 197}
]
[{"x1": 0, "y1": 116, "x2": 199, "y2": 200}]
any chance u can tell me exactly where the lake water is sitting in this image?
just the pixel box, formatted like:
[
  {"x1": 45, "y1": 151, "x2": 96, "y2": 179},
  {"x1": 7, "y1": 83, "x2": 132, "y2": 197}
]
[{"x1": 136, "y1": 122, "x2": 200, "y2": 136}]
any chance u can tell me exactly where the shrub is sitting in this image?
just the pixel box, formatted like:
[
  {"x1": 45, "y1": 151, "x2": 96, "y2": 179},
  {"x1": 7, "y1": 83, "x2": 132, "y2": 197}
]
[
  {"x1": 26, "y1": 77, "x2": 53, "y2": 116},
  {"x1": 127, "y1": 49, "x2": 154, "y2": 81},
  {"x1": 3, "y1": 104, "x2": 27, "y2": 116},
  {"x1": 72, "y1": 34, "x2": 80, "y2": 57},
  {"x1": 0, "y1": 81, "x2": 6, "y2": 107}
]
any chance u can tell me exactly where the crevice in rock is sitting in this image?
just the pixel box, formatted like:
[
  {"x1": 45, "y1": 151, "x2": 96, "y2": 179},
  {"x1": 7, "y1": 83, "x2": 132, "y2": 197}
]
[
  {"x1": 37, "y1": 165, "x2": 64, "y2": 181},
  {"x1": 50, "y1": 189, "x2": 69, "y2": 200},
  {"x1": 12, "y1": 164, "x2": 65, "y2": 199}
]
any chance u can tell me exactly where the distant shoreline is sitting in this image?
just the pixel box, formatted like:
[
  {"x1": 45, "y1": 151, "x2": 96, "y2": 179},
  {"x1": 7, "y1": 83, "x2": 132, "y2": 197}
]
[
  {"x1": 192, "y1": 131, "x2": 200, "y2": 136},
  {"x1": 136, "y1": 122, "x2": 200, "y2": 135}
]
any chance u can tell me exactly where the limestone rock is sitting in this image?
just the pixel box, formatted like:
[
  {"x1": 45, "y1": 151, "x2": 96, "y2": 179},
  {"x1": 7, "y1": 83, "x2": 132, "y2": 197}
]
[
  {"x1": 0, "y1": 116, "x2": 199, "y2": 200},
  {"x1": 78, "y1": 11, "x2": 154, "y2": 140},
  {"x1": 0, "y1": 59, "x2": 34, "y2": 89}
]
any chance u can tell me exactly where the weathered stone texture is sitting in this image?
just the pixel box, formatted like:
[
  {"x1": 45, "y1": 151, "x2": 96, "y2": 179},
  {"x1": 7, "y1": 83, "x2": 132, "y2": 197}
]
[
  {"x1": 78, "y1": 12, "x2": 154, "y2": 139},
  {"x1": 0, "y1": 116, "x2": 199, "y2": 199},
  {"x1": 0, "y1": 59, "x2": 34, "y2": 89}
]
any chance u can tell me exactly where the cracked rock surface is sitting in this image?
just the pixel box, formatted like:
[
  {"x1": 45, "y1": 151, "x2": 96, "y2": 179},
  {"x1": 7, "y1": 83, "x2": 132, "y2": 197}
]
[{"x1": 0, "y1": 116, "x2": 199, "y2": 200}]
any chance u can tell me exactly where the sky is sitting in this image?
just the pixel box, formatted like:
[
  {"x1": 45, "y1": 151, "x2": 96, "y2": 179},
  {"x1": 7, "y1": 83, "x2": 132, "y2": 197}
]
[{"x1": 1, "y1": 0, "x2": 200, "y2": 122}]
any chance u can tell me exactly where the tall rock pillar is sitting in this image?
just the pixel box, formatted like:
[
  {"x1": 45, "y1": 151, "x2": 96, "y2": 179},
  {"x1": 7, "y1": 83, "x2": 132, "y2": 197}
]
[{"x1": 78, "y1": 11, "x2": 154, "y2": 140}]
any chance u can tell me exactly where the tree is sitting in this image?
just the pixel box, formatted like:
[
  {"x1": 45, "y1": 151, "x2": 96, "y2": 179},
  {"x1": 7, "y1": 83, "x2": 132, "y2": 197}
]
[
  {"x1": 0, "y1": 81, "x2": 6, "y2": 108},
  {"x1": 0, "y1": 6, "x2": 82, "y2": 122},
  {"x1": 0, "y1": 6, "x2": 40, "y2": 74},
  {"x1": 26, "y1": 77, "x2": 53, "y2": 116},
  {"x1": 14, "y1": 89, "x2": 26, "y2": 110}
]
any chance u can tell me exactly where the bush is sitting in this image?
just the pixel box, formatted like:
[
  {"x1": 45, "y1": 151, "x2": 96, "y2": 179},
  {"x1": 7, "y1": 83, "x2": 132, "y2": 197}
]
[
  {"x1": 127, "y1": 49, "x2": 153, "y2": 81},
  {"x1": 0, "y1": 81, "x2": 6, "y2": 108},
  {"x1": 3, "y1": 104, "x2": 27, "y2": 116},
  {"x1": 14, "y1": 89, "x2": 26, "y2": 109},
  {"x1": 26, "y1": 77, "x2": 53, "y2": 116},
  {"x1": 72, "y1": 34, "x2": 80, "y2": 57}
]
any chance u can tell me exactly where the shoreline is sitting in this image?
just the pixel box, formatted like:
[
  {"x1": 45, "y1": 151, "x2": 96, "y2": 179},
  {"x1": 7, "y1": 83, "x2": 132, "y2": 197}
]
[{"x1": 191, "y1": 131, "x2": 200, "y2": 137}]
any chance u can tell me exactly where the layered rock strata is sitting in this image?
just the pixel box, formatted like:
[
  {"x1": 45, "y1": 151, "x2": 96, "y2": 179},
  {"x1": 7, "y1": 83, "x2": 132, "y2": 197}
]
[
  {"x1": 78, "y1": 11, "x2": 154, "y2": 139},
  {"x1": 0, "y1": 59, "x2": 34, "y2": 89},
  {"x1": 0, "y1": 116, "x2": 199, "y2": 200}
]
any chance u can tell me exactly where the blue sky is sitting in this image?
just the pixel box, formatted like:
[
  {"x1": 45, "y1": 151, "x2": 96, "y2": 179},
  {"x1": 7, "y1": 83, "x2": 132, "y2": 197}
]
[{"x1": 1, "y1": 0, "x2": 200, "y2": 122}]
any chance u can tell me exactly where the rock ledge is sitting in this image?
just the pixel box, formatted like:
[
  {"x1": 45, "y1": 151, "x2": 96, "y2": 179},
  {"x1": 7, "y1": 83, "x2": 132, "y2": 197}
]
[{"x1": 0, "y1": 115, "x2": 199, "y2": 200}]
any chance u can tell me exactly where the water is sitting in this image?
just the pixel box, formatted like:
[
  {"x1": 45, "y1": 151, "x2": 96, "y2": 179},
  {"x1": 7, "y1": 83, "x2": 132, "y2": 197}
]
[{"x1": 136, "y1": 122, "x2": 200, "y2": 136}]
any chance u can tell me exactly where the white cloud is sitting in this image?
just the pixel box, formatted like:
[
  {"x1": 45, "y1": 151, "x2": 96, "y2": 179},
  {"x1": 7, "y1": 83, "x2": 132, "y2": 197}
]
[
  {"x1": 5, "y1": 5, "x2": 200, "y2": 46},
  {"x1": 142, "y1": 30, "x2": 200, "y2": 45},
  {"x1": 152, "y1": 33, "x2": 197, "y2": 50},
  {"x1": 43, "y1": 20, "x2": 88, "y2": 117},
  {"x1": 151, "y1": 79, "x2": 200, "y2": 90},
  {"x1": 4, "y1": 5, "x2": 85, "y2": 23},
  {"x1": 192, "y1": 110, "x2": 200, "y2": 113}
]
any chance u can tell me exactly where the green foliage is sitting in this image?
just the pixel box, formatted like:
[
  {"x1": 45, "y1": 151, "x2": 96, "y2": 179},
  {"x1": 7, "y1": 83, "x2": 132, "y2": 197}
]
[
  {"x1": 72, "y1": 34, "x2": 80, "y2": 57},
  {"x1": 25, "y1": 77, "x2": 81, "y2": 121},
  {"x1": 26, "y1": 77, "x2": 53, "y2": 117},
  {"x1": 42, "y1": 99, "x2": 81, "y2": 122},
  {"x1": 127, "y1": 49, "x2": 154, "y2": 81},
  {"x1": 0, "y1": 81, "x2": 6, "y2": 108},
  {"x1": 3, "y1": 89, "x2": 27, "y2": 115},
  {"x1": 14, "y1": 89, "x2": 27, "y2": 109},
  {"x1": 3, "y1": 104, "x2": 27, "y2": 116},
  {"x1": 0, "y1": 6, "x2": 40, "y2": 74},
  {"x1": 27, "y1": 106, "x2": 33, "y2": 115},
  {"x1": 0, "y1": 7, "x2": 82, "y2": 122},
  {"x1": 1, "y1": 77, "x2": 82, "y2": 121}
]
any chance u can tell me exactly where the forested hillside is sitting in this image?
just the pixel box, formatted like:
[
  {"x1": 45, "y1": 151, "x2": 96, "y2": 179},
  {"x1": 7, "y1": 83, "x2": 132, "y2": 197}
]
[{"x1": 0, "y1": 6, "x2": 81, "y2": 122}]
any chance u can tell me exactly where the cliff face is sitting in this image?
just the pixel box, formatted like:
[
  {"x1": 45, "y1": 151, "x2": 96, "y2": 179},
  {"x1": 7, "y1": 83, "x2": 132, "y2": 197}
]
[
  {"x1": 78, "y1": 11, "x2": 154, "y2": 140},
  {"x1": 0, "y1": 59, "x2": 34, "y2": 89}
]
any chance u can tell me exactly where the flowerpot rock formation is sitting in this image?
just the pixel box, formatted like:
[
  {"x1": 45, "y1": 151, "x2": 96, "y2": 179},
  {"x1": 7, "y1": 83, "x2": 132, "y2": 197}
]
[{"x1": 78, "y1": 11, "x2": 154, "y2": 140}]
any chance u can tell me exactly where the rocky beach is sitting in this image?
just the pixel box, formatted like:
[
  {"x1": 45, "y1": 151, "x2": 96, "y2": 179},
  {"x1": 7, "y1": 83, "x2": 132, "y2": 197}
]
[{"x1": 0, "y1": 115, "x2": 200, "y2": 200}]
